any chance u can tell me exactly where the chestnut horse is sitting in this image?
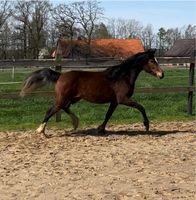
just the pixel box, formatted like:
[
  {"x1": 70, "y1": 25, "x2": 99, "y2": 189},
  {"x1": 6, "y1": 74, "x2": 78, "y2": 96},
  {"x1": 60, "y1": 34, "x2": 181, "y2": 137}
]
[{"x1": 20, "y1": 49, "x2": 164, "y2": 136}]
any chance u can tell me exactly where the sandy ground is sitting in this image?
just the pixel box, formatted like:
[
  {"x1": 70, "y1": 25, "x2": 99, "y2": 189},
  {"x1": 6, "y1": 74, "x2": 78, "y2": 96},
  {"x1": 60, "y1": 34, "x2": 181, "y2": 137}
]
[{"x1": 0, "y1": 121, "x2": 195, "y2": 200}]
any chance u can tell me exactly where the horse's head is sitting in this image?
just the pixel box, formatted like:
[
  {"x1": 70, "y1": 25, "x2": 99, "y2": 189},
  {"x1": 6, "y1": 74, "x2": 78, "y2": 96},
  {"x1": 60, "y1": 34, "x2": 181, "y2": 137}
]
[{"x1": 143, "y1": 49, "x2": 164, "y2": 79}]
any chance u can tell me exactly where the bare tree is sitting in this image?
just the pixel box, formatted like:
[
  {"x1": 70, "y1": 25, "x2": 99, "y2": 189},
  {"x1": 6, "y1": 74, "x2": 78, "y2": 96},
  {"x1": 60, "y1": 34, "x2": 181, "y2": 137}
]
[
  {"x1": 52, "y1": 3, "x2": 79, "y2": 58},
  {"x1": 13, "y1": 0, "x2": 32, "y2": 58},
  {"x1": 165, "y1": 28, "x2": 181, "y2": 49},
  {"x1": 184, "y1": 24, "x2": 196, "y2": 39},
  {"x1": 107, "y1": 18, "x2": 142, "y2": 39},
  {"x1": 116, "y1": 18, "x2": 128, "y2": 38},
  {"x1": 141, "y1": 24, "x2": 155, "y2": 49},
  {"x1": 0, "y1": 22, "x2": 11, "y2": 58},
  {"x1": 126, "y1": 19, "x2": 143, "y2": 39},
  {"x1": 0, "y1": 1, "x2": 12, "y2": 59},
  {"x1": 53, "y1": 3, "x2": 78, "y2": 40},
  {"x1": 28, "y1": 0, "x2": 51, "y2": 58},
  {"x1": 107, "y1": 18, "x2": 128, "y2": 39},
  {"x1": 73, "y1": 0, "x2": 104, "y2": 56},
  {"x1": 0, "y1": 0, "x2": 11, "y2": 29},
  {"x1": 12, "y1": 0, "x2": 51, "y2": 58},
  {"x1": 93, "y1": 22, "x2": 110, "y2": 38},
  {"x1": 46, "y1": 18, "x2": 59, "y2": 48},
  {"x1": 107, "y1": 18, "x2": 116, "y2": 38}
]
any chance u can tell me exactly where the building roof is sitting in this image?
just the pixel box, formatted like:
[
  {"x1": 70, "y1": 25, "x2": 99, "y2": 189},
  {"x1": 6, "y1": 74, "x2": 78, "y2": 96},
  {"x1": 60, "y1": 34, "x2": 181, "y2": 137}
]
[
  {"x1": 53, "y1": 38, "x2": 144, "y2": 59},
  {"x1": 164, "y1": 39, "x2": 196, "y2": 57}
]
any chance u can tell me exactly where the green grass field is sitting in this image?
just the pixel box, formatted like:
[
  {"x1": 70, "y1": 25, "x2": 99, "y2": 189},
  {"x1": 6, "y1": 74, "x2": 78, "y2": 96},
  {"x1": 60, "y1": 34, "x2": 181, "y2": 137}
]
[{"x1": 0, "y1": 68, "x2": 195, "y2": 131}]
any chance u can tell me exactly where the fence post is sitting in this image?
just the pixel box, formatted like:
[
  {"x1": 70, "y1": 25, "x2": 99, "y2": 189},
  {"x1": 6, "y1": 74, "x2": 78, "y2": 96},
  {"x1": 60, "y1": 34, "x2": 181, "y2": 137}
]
[
  {"x1": 12, "y1": 66, "x2": 15, "y2": 81},
  {"x1": 12, "y1": 57, "x2": 15, "y2": 81},
  {"x1": 187, "y1": 62, "x2": 195, "y2": 115},
  {"x1": 55, "y1": 65, "x2": 62, "y2": 122}
]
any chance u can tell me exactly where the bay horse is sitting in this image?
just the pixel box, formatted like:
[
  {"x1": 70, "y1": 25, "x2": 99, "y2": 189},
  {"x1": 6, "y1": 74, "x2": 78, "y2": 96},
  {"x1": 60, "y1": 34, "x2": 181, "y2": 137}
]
[{"x1": 20, "y1": 49, "x2": 164, "y2": 137}]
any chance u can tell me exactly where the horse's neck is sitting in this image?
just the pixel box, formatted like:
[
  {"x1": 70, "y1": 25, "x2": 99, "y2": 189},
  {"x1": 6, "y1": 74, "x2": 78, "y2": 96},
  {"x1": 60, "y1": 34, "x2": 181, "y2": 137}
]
[{"x1": 128, "y1": 68, "x2": 142, "y2": 85}]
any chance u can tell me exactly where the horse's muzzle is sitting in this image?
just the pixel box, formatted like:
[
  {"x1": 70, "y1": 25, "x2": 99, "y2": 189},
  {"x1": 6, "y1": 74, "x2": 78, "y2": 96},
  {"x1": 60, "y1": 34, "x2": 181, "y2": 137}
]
[{"x1": 156, "y1": 71, "x2": 164, "y2": 79}]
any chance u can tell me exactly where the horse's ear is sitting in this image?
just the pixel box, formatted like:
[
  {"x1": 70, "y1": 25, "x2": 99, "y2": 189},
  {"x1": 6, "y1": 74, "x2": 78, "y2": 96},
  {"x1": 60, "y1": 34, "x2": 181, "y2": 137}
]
[{"x1": 146, "y1": 49, "x2": 156, "y2": 58}]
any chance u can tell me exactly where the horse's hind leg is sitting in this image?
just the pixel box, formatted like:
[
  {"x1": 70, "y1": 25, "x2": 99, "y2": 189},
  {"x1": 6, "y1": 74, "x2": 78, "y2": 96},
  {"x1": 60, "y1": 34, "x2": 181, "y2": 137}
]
[
  {"x1": 36, "y1": 105, "x2": 61, "y2": 136},
  {"x1": 63, "y1": 107, "x2": 79, "y2": 130}
]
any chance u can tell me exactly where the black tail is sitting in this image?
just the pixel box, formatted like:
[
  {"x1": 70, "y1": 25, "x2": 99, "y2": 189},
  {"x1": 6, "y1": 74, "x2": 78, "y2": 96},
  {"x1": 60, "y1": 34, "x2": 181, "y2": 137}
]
[{"x1": 20, "y1": 68, "x2": 61, "y2": 97}]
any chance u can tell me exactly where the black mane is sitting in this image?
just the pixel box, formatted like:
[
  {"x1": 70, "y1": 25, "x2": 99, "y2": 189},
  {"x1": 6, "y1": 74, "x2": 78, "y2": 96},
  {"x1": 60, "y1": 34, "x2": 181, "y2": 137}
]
[{"x1": 105, "y1": 51, "x2": 149, "y2": 80}]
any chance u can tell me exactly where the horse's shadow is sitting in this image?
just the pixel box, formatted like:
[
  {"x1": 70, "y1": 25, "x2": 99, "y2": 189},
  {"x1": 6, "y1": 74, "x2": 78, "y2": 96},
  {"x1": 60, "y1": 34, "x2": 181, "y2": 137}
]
[{"x1": 57, "y1": 128, "x2": 190, "y2": 138}]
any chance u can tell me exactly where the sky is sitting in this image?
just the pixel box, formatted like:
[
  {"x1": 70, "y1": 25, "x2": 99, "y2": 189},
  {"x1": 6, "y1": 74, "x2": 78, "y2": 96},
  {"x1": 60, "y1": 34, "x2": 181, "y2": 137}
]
[
  {"x1": 100, "y1": 1, "x2": 196, "y2": 32},
  {"x1": 53, "y1": 0, "x2": 196, "y2": 33}
]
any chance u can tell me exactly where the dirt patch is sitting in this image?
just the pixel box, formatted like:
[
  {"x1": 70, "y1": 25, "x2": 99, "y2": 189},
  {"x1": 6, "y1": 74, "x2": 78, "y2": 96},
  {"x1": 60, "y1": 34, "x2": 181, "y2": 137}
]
[{"x1": 0, "y1": 121, "x2": 195, "y2": 200}]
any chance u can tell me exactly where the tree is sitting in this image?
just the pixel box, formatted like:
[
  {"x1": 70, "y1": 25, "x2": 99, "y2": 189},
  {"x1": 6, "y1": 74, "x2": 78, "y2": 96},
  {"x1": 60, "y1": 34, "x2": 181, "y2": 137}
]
[
  {"x1": 107, "y1": 18, "x2": 142, "y2": 39},
  {"x1": 93, "y1": 22, "x2": 110, "y2": 38},
  {"x1": 53, "y1": 3, "x2": 78, "y2": 40},
  {"x1": 107, "y1": 18, "x2": 116, "y2": 38},
  {"x1": 141, "y1": 24, "x2": 155, "y2": 49},
  {"x1": 12, "y1": 0, "x2": 51, "y2": 58},
  {"x1": 0, "y1": 22, "x2": 11, "y2": 58},
  {"x1": 184, "y1": 24, "x2": 196, "y2": 39},
  {"x1": 13, "y1": 0, "x2": 32, "y2": 58},
  {"x1": 0, "y1": 0, "x2": 11, "y2": 29},
  {"x1": 52, "y1": 3, "x2": 79, "y2": 58},
  {"x1": 28, "y1": 0, "x2": 51, "y2": 58},
  {"x1": 46, "y1": 18, "x2": 59, "y2": 48},
  {"x1": 157, "y1": 27, "x2": 167, "y2": 55},
  {"x1": 127, "y1": 19, "x2": 143, "y2": 39},
  {"x1": 165, "y1": 28, "x2": 181, "y2": 49},
  {"x1": 73, "y1": 0, "x2": 104, "y2": 56},
  {"x1": 0, "y1": 1, "x2": 12, "y2": 59},
  {"x1": 115, "y1": 18, "x2": 128, "y2": 38}
]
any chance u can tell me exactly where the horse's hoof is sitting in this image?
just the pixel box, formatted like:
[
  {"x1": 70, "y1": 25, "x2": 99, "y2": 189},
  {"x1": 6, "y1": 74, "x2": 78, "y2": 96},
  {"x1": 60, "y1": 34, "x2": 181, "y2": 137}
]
[
  {"x1": 70, "y1": 113, "x2": 79, "y2": 130},
  {"x1": 145, "y1": 126, "x2": 149, "y2": 132},
  {"x1": 72, "y1": 117, "x2": 79, "y2": 130},
  {"x1": 145, "y1": 124, "x2": 149, "y2": 132},
  {"x1": 144, "y1": 121, "x2": 149, "y2": 132},
  {"x1": 97, "y1": 126, "x2": 106, "y2": 135},
  {"x1": 35, "y1": 129, "x2": 50, "y2": 137},
  {"x1": 35, "y1": 128, "x2": 44, "y2": 134},
  {"x1": 36, "y1": 123, "x2": 46, "y2": 134}
]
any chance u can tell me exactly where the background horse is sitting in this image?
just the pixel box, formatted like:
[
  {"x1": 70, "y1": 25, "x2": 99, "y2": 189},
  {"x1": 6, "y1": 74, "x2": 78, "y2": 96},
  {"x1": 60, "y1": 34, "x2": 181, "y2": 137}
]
[{"x1": 20, "y1": 49, "x2": 164, "y2": 137}]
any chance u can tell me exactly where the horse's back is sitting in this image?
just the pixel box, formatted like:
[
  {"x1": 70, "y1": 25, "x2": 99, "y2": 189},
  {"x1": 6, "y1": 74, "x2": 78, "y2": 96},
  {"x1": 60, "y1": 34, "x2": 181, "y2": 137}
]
[
  {"x1": 56, "y1": 70, "x2": 115, "y2": 103},
  {"x1": 57, "y1": 70, "x2": 106, "y2": 86}
]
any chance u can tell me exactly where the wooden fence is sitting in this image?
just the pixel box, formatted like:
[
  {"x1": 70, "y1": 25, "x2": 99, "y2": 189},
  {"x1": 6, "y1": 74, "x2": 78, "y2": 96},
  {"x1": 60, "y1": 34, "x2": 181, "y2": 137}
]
[
  {"x1": 0, "y1": 57, "x2": 194, "y2": 68},
  {"x1": 0, "y1": 57, "x2": 195, "y2": 121}
]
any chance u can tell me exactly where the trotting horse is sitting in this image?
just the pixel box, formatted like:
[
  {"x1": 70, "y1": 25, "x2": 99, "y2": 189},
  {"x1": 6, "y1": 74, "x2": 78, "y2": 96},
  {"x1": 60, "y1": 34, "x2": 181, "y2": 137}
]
[{"x1": 20, "y1": 49, "x2": 164, "y2": 137}]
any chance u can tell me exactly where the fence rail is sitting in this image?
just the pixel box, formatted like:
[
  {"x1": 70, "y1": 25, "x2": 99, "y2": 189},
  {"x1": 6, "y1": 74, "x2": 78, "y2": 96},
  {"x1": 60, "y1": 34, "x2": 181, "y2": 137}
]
[{"x1": 0, "y1": 57, "x2": 195, "y2": 68}]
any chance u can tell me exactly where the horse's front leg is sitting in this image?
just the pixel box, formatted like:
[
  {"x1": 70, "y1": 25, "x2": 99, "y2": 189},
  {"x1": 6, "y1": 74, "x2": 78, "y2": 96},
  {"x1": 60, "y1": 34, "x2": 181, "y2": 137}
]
[
  {"x1": 97, "y1": 102, "x2": 118, "y2": 134},
  {"x1": 119, "y1": 98, "x2": 149, "y2": 131}
]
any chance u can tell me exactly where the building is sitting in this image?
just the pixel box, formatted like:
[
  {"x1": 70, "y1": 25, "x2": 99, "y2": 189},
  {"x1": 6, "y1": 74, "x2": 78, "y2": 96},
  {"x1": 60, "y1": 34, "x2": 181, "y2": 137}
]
[
  {"x1": 165, "y1": 39, "x2": 196, "y2": 57},
  {"x1": 52, "y1": 38, "x2": 144, "y2": 59}
]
